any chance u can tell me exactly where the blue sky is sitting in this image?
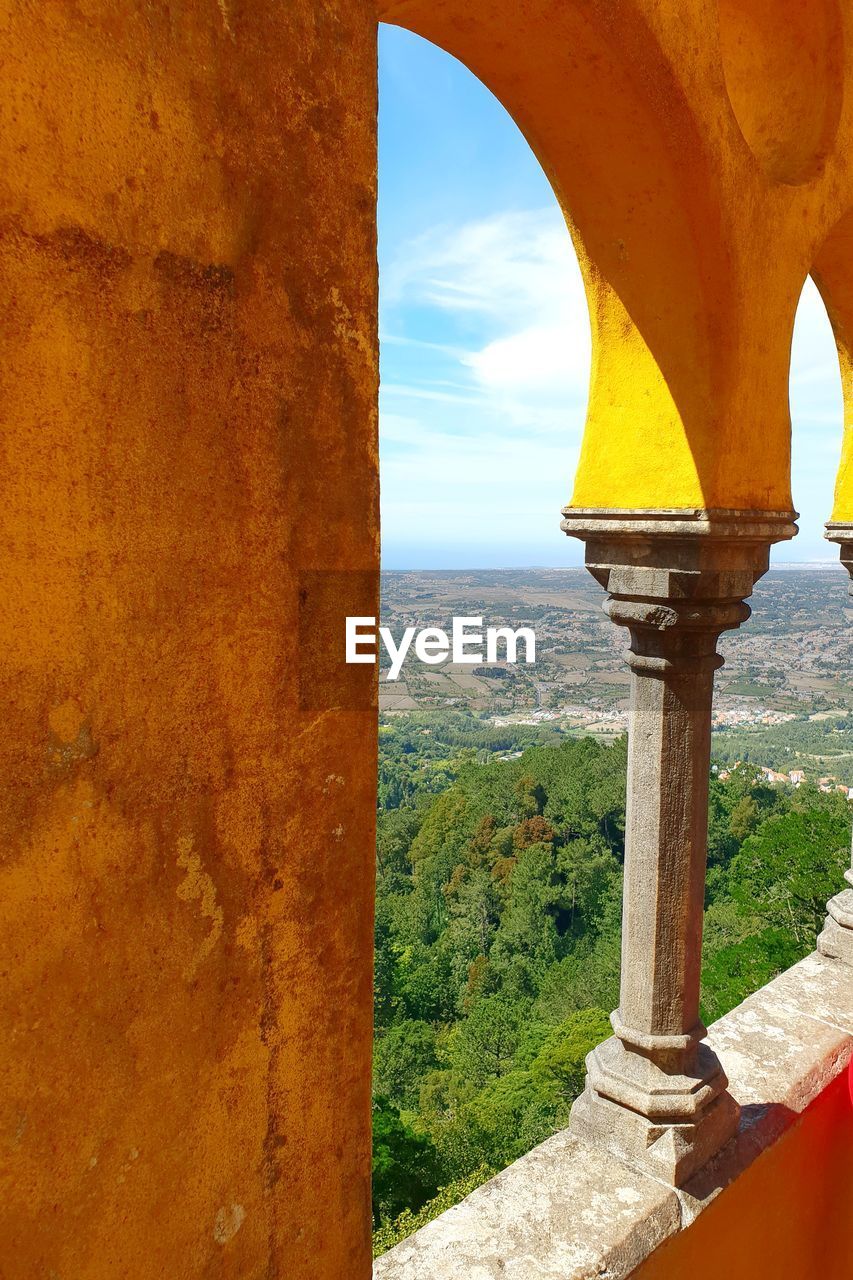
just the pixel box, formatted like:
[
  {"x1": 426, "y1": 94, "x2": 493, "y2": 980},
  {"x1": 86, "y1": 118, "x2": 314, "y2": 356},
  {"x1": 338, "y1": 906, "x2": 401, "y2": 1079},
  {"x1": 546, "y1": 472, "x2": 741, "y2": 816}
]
[{"x1": 378, "y1": 27, "x2": 845, "y2": 569}]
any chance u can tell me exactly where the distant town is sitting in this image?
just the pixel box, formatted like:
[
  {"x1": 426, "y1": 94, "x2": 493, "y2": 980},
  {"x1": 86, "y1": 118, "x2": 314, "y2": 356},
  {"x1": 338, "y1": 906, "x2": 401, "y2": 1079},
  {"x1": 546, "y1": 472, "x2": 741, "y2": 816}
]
[
  {"x1": 717, "y1": 762, "x2": 852, "y2": 800},
  {"x1": 379, "y1": 567, "x2": 853, "y2": 788}
]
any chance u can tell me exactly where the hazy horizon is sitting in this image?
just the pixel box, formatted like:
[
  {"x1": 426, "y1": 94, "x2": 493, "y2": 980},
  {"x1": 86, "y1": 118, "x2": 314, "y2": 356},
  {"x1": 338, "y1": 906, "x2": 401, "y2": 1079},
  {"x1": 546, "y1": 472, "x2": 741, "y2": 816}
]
[{"x1": 380, "y1": 559, "x2": 846, "y2": 573}]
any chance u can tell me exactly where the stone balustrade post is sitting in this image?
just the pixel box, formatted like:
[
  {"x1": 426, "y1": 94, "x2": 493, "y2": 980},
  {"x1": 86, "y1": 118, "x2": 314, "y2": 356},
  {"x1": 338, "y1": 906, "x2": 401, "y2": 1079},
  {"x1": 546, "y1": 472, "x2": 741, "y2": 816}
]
[
  {"x1": 560, "y1": 509, "x2": 797, "y2": 1186},
  {"x1": 817, "y1": 523, "x2": 853, "y2": 965}
]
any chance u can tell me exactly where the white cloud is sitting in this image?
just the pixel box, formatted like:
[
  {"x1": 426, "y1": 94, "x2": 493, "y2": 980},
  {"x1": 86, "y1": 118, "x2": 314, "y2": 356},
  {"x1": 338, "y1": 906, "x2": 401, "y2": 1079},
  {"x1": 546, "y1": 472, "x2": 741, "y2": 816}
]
[
  {"x1": 465, "y1": 322, "x2": 590, "y2": 399},
  {"x1": 383, "y1": 209, "x2": 578, "y2": 318},
  {"x1": 383, "y1": 208, "x2": 591, "y2": 408},
  {"x1": 380, "y1": 382, "x2": 489, "y2": 409},
  {"x1": 380, "y1": 412, "x2": 580, "y2": 563},
  {"x1": 380, "y1": 212, "x2": 847, "y2": 565},
  {"x1": 381, "y1": 208, "x2": 589, "y2": 424}
]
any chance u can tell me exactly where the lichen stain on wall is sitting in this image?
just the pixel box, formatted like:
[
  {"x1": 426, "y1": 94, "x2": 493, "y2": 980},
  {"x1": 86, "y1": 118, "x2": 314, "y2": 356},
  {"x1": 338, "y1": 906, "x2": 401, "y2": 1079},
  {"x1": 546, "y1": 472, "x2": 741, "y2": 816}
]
[{"x1": 175, "y1": 835, "x2": 225, "y2": 981}]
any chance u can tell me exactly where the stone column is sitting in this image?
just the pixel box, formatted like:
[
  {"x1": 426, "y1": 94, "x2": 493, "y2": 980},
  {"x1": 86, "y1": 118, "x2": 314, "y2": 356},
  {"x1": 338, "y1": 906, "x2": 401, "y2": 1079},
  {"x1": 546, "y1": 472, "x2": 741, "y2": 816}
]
[
  {"x1": 817, "y1": 523, "x2": 853, "y2": 965},
  {"x1": 560, "y1": 508, "x2": 797, "y2": 1186}
]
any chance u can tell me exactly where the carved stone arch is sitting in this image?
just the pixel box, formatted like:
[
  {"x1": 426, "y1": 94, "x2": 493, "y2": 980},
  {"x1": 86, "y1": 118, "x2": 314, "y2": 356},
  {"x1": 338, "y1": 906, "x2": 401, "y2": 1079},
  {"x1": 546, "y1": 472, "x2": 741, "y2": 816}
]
[
  {"x1": 716, "y1": 0, "x2": 845, "y2": 186},
  {"x1": 378, "y1": 0, "x2": 795, "y2": 513}
]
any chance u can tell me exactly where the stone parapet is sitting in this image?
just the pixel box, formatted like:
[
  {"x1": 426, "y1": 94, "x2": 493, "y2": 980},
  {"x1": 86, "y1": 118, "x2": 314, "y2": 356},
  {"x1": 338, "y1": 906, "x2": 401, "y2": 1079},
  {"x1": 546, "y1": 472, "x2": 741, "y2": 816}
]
[{"x1": 373, "y1": 952, "x2": 853, "y2": 1280}]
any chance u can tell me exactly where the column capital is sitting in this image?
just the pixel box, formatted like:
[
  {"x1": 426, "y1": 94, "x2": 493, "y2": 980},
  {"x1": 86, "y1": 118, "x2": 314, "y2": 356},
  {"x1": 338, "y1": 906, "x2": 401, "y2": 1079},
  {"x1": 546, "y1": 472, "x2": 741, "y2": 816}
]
[
  {"x1": 825, "y1": 521, "x2": 853, "y2": 585},
  {"x1": 560, "y1": 507, "x2": 799, "y2": 593},
  {"x1": 562, "y1": 506, "x2": 797, "y2": 677}
]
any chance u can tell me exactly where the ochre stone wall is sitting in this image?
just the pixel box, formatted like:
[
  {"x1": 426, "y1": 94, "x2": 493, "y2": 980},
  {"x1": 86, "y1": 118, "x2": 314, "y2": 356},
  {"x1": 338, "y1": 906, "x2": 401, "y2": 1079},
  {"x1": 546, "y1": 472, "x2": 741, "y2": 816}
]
[
  {"x1": 629, "y1": 1071, "x2": 853, "y2": 1280},
  {"x1": 0, "y1": 3, "x2": 378, "y2": 1276}
]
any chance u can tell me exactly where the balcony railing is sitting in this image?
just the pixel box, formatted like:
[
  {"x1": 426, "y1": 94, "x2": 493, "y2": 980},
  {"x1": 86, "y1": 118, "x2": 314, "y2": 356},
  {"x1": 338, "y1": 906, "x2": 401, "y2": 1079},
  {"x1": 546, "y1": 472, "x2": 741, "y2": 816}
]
[{"x1": 374, "y1": 515, "x2": 853, "y2": 1278}]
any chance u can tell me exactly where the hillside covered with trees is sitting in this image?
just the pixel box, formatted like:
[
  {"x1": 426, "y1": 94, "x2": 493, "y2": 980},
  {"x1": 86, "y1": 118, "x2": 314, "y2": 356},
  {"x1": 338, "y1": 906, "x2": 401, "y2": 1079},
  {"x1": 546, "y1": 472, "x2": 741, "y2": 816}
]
[{"x1": 371, "y1": 713, "x2": 851, "y2": 1254}]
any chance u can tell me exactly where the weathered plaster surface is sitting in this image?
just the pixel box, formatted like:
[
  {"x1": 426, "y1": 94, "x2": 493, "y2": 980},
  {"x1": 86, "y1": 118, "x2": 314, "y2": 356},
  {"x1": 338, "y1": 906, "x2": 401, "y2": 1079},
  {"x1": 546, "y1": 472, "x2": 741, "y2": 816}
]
[
  {"x1": 374, "y1": 953, "x2": 853, "y2": 1279},
  {"x1": 0, "y1": 2, "x2": 378, "y2": 1276}
]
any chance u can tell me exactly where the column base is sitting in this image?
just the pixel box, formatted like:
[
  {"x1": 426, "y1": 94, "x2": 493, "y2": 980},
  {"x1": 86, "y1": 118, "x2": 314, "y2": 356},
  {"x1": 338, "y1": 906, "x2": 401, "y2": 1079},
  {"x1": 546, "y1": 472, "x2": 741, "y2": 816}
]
[
  {"x1": 817, "y1": 889, "x2": 853, "y2": 965},
  {"x1": 568, "y1": 1035, "x2": 740, "y2": 1187}
]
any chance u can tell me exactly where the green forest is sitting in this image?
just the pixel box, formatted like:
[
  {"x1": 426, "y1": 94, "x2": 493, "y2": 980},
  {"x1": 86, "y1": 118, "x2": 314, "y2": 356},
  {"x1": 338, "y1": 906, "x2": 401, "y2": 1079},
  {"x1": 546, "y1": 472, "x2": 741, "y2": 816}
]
[{"x1": 370, "y1": 711, "x2": 851, "y2": 1255}]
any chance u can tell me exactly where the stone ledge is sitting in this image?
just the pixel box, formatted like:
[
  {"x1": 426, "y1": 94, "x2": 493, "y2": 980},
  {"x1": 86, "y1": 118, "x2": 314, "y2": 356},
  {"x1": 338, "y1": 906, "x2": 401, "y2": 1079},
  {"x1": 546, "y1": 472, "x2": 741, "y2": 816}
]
[
  {"x1": 373, "y1": 952, "x2": 853, "y2": 1279},
  {"x1": 678, "y1": 952, "x2": 853, "y2": 1220},
  {"x1": 373, "y1": 1129, "x2": 681, "y2": 1280}
]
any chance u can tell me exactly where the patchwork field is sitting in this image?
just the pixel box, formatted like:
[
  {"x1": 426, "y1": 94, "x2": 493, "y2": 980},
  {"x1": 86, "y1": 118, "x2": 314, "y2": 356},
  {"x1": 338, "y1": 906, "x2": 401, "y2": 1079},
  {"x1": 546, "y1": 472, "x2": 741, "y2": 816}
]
[{"x1": 377, "y1": 567, "x2": 853, "y2": 784}]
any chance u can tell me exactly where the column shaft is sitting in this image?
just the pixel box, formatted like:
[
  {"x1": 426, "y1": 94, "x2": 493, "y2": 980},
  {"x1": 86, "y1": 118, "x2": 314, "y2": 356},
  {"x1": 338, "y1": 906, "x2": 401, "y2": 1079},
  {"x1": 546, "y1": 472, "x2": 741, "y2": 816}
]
[{"x1": 620, "y1": 660, "x2": 715, "y2": 1042}]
